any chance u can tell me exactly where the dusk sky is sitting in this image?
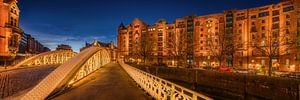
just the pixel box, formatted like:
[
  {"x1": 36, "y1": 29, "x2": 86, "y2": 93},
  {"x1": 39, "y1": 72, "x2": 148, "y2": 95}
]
[{"x1": 18, "y1": 0, "x2": 280, "y2": 52}]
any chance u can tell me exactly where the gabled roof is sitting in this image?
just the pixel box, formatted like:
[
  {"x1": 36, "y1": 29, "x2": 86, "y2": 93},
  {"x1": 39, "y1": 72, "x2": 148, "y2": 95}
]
[{"x1": 131, "y1": 18, "x2": 148, "y2": 26}]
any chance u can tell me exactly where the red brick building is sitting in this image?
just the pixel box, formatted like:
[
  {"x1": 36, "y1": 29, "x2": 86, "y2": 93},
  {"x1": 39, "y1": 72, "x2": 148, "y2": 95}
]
[
  {"x1": 118, "y1": 0, "x2": 300, "y2": 72},
  {"x1": 0, "y1": 0, "x2": 23, "y2": 62}
]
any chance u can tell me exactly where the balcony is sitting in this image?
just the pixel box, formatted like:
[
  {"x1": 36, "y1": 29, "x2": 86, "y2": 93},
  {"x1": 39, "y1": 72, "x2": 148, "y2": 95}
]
[{"x1": 5, "y1": 23, "x2": 23, "y2": 34}]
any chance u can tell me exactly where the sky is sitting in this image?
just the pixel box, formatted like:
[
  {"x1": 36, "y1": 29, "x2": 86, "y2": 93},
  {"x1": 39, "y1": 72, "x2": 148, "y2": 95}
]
[{"x1": 18, "y1": 0, "x2": 280, "y2": 52}]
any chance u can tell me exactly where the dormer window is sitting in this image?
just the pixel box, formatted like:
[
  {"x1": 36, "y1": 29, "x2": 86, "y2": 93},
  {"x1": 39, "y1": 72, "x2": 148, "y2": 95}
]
[{"x1": 134, "y1": 25, "x2": 140, "y2": 28}]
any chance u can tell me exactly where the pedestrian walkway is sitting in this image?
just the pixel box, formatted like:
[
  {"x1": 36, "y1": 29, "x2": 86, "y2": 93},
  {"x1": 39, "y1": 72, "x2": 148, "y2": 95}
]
[{"x1": 54, "y1": 63, "x2": 150, "y2": 100}]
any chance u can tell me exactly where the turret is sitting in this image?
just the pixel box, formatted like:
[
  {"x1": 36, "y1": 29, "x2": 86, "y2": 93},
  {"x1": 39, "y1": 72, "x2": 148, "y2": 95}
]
[{"x1": 118, "y1": 22, "x2": 125, "y2": 30}]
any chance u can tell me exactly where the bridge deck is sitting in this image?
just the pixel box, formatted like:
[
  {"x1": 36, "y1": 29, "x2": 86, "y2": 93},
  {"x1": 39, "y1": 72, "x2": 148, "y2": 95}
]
[{"x1": 54, "y1": 63, "x2": 151, "y2": 100}]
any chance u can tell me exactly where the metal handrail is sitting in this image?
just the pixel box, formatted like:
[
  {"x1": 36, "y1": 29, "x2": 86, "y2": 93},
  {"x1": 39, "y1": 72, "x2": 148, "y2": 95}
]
[
  {"x1": 14, "y1": 50, "x2": 76, "y2": 68},
  {"x1": 119, "y1": 62, "x2": 213, "y2": 100},
  {"x1": 18, "y1": 47, "x2": 111, "y2": 100}
]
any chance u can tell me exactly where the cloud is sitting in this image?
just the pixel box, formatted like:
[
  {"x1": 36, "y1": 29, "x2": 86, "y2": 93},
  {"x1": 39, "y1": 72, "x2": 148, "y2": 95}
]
[
  {"x1": 23, "y1": 28, "x2": 113, "y2": 52},
  {"x1": 20, "y1": 21, "x2": 117, "y2": 52}
]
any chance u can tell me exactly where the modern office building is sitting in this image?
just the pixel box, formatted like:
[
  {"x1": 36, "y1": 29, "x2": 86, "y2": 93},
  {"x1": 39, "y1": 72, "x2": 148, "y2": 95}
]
[{"x1": 18, "y1": 33, "x2": 50, "y2": 55}]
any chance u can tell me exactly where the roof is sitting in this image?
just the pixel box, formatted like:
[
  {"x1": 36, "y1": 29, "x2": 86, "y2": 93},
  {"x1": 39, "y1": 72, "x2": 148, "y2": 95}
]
[
  {"x1": 156, "y1": 18, "x2": 167, "y2": 24},
  {"x1": 118, "y1": 23, "x2": 126, "y2": 29}
]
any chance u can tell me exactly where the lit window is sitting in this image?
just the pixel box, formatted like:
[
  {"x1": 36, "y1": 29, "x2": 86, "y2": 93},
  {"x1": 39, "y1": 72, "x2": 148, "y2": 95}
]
[{"x1": 283, "y1": 6, "x2": 294, "y2": 12}]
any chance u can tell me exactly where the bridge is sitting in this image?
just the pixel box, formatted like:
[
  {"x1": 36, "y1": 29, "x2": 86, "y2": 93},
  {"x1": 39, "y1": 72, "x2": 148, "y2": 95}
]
[{"x1": 3, "y1": 41, "x2": 211, "y2": 100}]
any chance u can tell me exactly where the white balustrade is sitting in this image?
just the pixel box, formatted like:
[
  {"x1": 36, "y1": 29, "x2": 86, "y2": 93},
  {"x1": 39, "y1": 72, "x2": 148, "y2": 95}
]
[
  {"x1": 19, "y1": 46, "x2": 111, "y2": 100},
  {"x1": 14, "y1": 50, "x2": 76, "y2": 68},
  {"x1": 119, "y1": 63, "x2": 213, "y2": 100}
]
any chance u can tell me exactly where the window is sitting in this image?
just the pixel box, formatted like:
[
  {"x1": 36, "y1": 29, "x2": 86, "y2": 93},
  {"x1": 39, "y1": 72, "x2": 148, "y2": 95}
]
[
  {"x1": 158, "y1": 33, "x2": 163, "y2": 36},
  {"x1": 201, "y1": 28, "x2": 203, "y2": 31},
  {"x1": 239, "y1": 24, "x2": 242, "y2": 27},
  {"x1": 259, "y1": 12, "x2": 269, "y2": 17},
  {"x1": 252, "y1": 22, "x2": 255, "y2": 25},
  {"x1": 200, "y1": 34, "x2": 203, "y2": 37},
  {"x1": 272, "y1": 17, "x2": 279, "y2": 22},
  {"x1": 215, "y1": 32, "x2": 218, "y2": 36},
  {"x1": 178, "y1": 22, "x2": 185, "y2": 28},
  {"x1": 158, "y1": 28, "x2": 163, "y2": 32},
  {"x1": 238, "y1": 30, "x2": 242, "y2": 34},
  {"x1": 195, "y1": 21, "x2": 200, "y2": 26},
  {"x1": 286, "y1": 21, "x2": 291, "y2": 26},
  {"x1": 251, "y1": 15, "x2": 257, "y2": 19},
  {"x1": 272, "y1": 10, "x2": 280, "y2": 16},
  {"x1": 251, "y1": 27, "x2": 257, "y2": 32},
  {"x1": 158, "y1": 43, "x2": 163, "y2": 46},
  {"x1": 168, "y1": 33, "x2": 172, "y2": 37},
  {"x1": 14, "y1": 19, "x2": 17, "y2": 26},
  {"x1": 262, "y1": 33, "x2": 266, "y2": 38},
  {"x1": 286, "y1": 14, "x2": 291, "y2": 18},
  {"x1": 272, "y1": 32, "x2": 278, "y2": 38},
  {"x1": 158, "y1": 47, "x2": 163, "y2": 51},
  {"x1": 236, "y1": 16, "x2": 245, "y2": 21},
  {"x1": 10, "y1": 17, "x2": 13, "y2": 26},
  {"x1": 283, "y1": 6, "x2": 294, "y2": 12},
  {"x1": 134, "y1": 25, "x2": 140, "y2": 28},
  {"x1": 9, "y1": 35, "x2": 18, "y2": 47},
  {"x1": 158, "y1": 37, "x2": 163, "y2": 41},
  {"x1": 262, "y1": 60, "x2": 265, "y2": 66},
  {"x1": 272, "y1": 23, "x2": 279, "y2": 29},
  {"x1": 262, "y1": 26, "x2": 266, "y2": 30},
  {"x1": 286, "y1": 29, "x2": 290, "y2": 34},
  {"x1": 158, "y1": 52, "x2": 163, "y2": 56},
  {"x1": 262, "y1": 20, "x2": 265, "y2": 23},
  {"x1": 286, "y1": 59, "x2": 290, "y2": 66}
]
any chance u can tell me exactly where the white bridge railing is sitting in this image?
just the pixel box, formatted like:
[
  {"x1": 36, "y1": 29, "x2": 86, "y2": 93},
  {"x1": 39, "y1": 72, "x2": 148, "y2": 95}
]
[
  {"x1": 14, "y1": 50, "x2": 76, "y2": 68},
  {"x1": 119, "y1": 62, "x2": 213, "y2": 100},
  {"x1": 19, "y1": 46, "x2": 111, "y2": 100}
]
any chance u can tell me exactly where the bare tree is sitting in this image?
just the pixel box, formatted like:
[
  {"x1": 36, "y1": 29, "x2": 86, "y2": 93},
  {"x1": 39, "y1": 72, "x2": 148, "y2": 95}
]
[
  {"x1": 206, "y1": 32, "x2": 228, "y2": 66},
  {"x1": 168, "y1": 32, "x2": 185, "y2": 67},
  {"x1": 136, "y1": 34, "x2": 155, "y2": 64},
  {"x1": 252, "y1": 29, "x2": 298, "y2": 76}
]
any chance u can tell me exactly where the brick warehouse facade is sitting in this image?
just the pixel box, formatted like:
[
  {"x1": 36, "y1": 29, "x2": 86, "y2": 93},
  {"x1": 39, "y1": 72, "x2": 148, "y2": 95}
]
[
  {"x1": 118, "y1": 0, "x2": 300, "y2": 72},
  {"x1": 0, "y1": 0, "x2": 23, "y2": 62}
]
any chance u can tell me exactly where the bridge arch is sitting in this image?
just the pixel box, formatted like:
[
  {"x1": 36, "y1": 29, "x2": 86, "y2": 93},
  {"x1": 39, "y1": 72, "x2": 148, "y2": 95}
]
[
  {"x1": 14, "y1": 50, "x2": 76, "y2": 67},
  {"x1": 19, "y1": 46, "x2": 111, "y2": 100}
]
